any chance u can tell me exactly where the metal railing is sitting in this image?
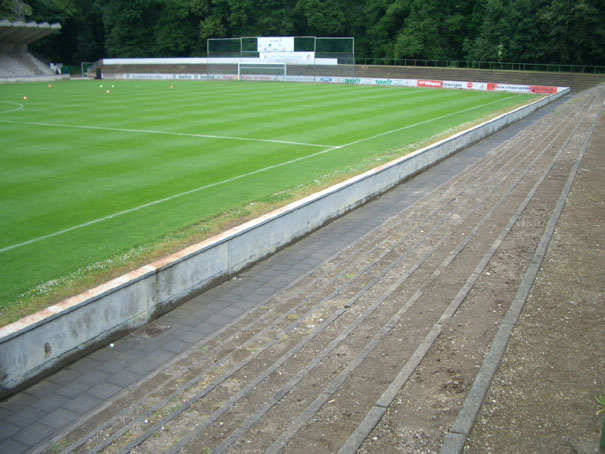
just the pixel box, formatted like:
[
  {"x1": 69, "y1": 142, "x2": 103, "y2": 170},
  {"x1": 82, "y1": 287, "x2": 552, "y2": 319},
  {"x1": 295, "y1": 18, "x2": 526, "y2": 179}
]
[{"x1": 355, "y1": 58, "x2": 605, "y2": 74}]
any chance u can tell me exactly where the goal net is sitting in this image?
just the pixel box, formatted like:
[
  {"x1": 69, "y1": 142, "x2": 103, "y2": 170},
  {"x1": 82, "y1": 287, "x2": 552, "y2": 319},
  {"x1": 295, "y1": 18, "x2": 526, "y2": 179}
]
[{"x1": 238, "y1": 63, "x2": 286, "y2": 81}]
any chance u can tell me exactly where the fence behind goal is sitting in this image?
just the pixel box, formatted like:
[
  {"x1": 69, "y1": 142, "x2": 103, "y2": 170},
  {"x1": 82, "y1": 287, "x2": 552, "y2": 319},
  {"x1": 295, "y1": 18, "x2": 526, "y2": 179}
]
[{"x1": 207, "y1": 36, "x2": 355, "y2": 82}]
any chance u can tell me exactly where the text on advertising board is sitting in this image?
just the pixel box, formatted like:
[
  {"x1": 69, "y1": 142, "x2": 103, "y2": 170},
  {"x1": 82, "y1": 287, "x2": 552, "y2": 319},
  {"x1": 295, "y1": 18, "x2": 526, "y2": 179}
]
[{"x1": 417, "y1": 80, "x2": 443, "y2": 88}]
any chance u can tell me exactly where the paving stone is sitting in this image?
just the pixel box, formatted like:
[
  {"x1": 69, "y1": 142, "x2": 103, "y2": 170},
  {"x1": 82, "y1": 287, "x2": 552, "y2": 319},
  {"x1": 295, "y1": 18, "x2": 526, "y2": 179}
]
[
  {"x1": 97, "y1": 358, "x2": 129, "y2": 374},
  {"x1": 0, "y1": 392, "x2": 36, "y2": 413},
  {"x1": 140, "y1": 349, "x2": 174, "y2": 368},
  {"x1": 23, "y1": 380, "x2": 57, "y2": 399},
  {"x1": 87, "y1": 382, "x2": 122, "y2": 400},
  {"x1": 108, "y1": 338, "x2": 140, "y2": 353},
  {"x1": 54, "y1": 380, "x2": 90, "y2": 398},
  {"x1": 199, "y1": 299, "x2": 226, "y2": 311},
  {"x1": 162, "y1": 339, "x2": 192, "y2": 354},
  {"x1": 239, "y1": 278, "x2": 267, "y2": 290},
  {"x1": 89, "y1": 346, "x2": 120, "y2": 362},
  {"x1": 46, "y1": 368, "x2": 80, "y2": 386},
  {"x1": 29, "y1": 392, "x2": 68, "y2": 412},
  {"x1": 244, "y1": 292, "x2": 273, "y2": 304},
  {"x1": 65, "y1": 357, "x2": 101, "y2": 374},
  {"x1": 219, "y1": 305, "x2": 245, "y2": 318},
  {"x1": 227, "y1": 286, "x2": 252, "y2": 298},
  {"x1": 0, "y1": 420, "x2": 21, "y2": 439},
  {"x1": 170, "y1": 305, "x2": 198, "y2": 318},
  {"x1": 0, "y1": 438, "x2": 28, "y2": 454},
  {"x1": 232, "y1": 298, "x2": 264, "y2": 311},
  {"x1": 252, "y1": 286, "x2": 280, "y2": 298},
  {"x1": 76, "y1": 369, "x2": 109, "y2": 386},
  {"x1": 201, "y1": 287, "x2": 223, "y2": 298},
  {"x1": 178, "y1": 314, "x2": 209, "y2": 328},
  {"x1": 127, "y1": 358, "x2": 160, "y2": 376},
  {"x1": 158, "y1": 313, "x2": 182, "y2": 325},
  {"x1": 106, "y1": 369, "x2": 141, "y2": 388},
  {"x1": 177, "y1": 329, "x2": 209, "y2": 344},
  {"x1": 115, "y1": 347, "x2": 145, "y2": 363},
  {"x1": 10, "y1": 405, "x2": 45, "y2": 427},
  {"x1": 135, "y1": 339, "x2": 164, "y2": 353},
  {"x1": 206, "y1": 313, "x2": 232, "y2": 326},
  {"x1": 62, "y1": 393, "x2": 102, "y2": 414},
  {"x1": 39, "y1": 407, "x2": 80, "y2": 429},
  {"x1": 11, "y1": 422, "x2": 55, "y2": 447}
]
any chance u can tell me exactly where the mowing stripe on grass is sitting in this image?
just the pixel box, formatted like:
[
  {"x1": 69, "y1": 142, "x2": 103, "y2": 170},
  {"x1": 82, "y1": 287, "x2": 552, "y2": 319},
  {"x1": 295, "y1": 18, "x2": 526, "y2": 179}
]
[
  {"x1": 0, "y1": 118, "x2": 333, "y2": 148},
  {"x1": 0, "y1": 95, "x2": 517, "y2": 254},
  {"x1": 337, "y1": 96, "x2": 515, "y2": 149}
]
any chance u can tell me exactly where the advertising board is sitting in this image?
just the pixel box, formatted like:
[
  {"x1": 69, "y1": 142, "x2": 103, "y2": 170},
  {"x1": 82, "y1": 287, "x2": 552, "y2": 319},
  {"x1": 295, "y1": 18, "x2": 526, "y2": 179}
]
[
  {"x1": 259, "y1": 52, "x2": 314, "y2": 63},
  {"x1": 257, "y1": 37, "x2": 295, "y2": 52},
  {"x1": 417, "y1": 80, "x2": 443, "y2": 88},
  {"x1": 115, "y1": 69, "x2": 566, "y2": 96},
  {"x1": 530, "y1": 85, "x2": 558, "y2": 94}
]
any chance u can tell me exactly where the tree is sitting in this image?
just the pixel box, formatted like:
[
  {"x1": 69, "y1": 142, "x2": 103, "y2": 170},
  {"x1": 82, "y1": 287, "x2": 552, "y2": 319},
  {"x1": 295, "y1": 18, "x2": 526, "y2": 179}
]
[
  {"x1": 393, "y1": 0, "x2": 443, "y2": 60},
  {"x1": 31, "y1": 0, "x2": 105, "y2": 63},
  {"x1": 463, "y1": 0, "x2": 556, "y2": 64},
  {"x1": 363, "y1": 0, "x2": 410, "y2": 59},
  {"x1": 5, "y1": 0, "x2": 603, "y2": 66},
  {"x1": 195, "y1": 0, "x2": 229, "y2": 46},
  {"x1": 103, "y1": 0, "x2": 159, "y2": 57},
  {"x1": 152, "y1": 0, "x2": 199, "y2": 56},
  {"x1": 295, "y1": 0, "x2": 346, "y2": 36},
  {"x1": 0, "y1": 0, "x2": 33, "y2": 20},
  {"x1": 540, "y1": 0, "x2": 605, "y2": 65}
]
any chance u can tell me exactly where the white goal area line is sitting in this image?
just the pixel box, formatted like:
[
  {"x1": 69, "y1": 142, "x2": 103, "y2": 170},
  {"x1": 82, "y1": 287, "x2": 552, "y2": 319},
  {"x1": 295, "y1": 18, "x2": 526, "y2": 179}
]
[{"x1": 1, "y1": 96, "x2": 514, "y2": 253}]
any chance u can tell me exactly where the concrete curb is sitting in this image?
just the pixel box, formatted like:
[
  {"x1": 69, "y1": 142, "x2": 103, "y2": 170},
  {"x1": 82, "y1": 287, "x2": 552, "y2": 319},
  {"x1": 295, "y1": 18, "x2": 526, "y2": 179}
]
[{"x1": 0, "y1": 88, "x2": 569, "y2": 397}]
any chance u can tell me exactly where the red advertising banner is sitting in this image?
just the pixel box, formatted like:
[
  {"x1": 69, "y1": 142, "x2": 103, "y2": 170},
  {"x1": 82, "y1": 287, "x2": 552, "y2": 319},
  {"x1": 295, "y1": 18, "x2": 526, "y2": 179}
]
[
  {"x1": 530, "y1": 85, "x2": 557, "y2": 94},
  {"x1": 487, "y1": 83, "x2": 498, "y2": 91},
  {"x1": 417, "y1": 80, "x2": 443, "y2": 88}
]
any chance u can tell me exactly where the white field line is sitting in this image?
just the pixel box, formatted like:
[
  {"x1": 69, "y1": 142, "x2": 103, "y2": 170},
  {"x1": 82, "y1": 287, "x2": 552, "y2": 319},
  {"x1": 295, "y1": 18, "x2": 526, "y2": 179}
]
[
  {"x1": 0, "y1": 101, "x2": 24, "y2": 113},
  {"x1": 0, "y1": 119, "x2": 332, "y2": 148},
  {"x1": 1, "y1": 96, "x2": 515, "y2": 253}
]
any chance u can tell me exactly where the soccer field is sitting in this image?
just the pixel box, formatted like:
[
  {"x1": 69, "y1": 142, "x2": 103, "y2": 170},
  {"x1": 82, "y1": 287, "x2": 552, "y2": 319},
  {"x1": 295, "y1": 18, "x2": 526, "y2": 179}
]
[{"x1": 0, "y1": 79, "x2": 535, "y2": 314}]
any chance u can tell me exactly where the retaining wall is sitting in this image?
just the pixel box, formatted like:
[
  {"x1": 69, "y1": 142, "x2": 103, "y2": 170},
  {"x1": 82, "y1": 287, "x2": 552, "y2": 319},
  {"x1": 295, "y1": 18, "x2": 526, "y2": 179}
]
[{"x1": 0, "y1": 88, "x2": 570, "y2": 398}]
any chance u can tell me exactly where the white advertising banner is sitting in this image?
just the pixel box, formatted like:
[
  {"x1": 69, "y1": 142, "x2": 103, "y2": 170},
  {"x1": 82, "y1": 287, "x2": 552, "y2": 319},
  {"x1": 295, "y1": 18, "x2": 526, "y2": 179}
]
[
  {"x1": 117, "y1": 72, "x2": 566, "y2": 94},
  {"x1": 123, "y1": 73, "x2": 175, "y2": 80},
  {"x1": 257, "y1": 37, "x2": 294, "y2": 52},
  {"x1": 259, "y1": 52, "x2": 314, "y2": 63}
]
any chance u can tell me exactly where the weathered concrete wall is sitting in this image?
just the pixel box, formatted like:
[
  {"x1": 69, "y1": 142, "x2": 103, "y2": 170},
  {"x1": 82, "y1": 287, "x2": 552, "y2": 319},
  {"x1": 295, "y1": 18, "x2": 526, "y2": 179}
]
[{"x1": 0, "y1": 88, "x2": 569, "y2": 397}]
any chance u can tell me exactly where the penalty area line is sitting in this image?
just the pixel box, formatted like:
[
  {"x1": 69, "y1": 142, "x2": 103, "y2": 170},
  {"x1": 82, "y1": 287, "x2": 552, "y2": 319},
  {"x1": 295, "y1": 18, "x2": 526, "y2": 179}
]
[
  {"x1": 1, "y1": 96, "x2": 516, "y2": 253},
  {"x1": 0, "y1": 118, "x2": 333, "y2": 148}
]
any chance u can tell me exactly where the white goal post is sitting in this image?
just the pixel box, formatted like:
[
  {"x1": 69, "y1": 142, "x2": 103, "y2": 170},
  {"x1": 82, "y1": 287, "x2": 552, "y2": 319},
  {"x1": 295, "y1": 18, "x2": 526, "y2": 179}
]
[{"x1": 237, "y1": 62, "x2": 287, "y2": 81}]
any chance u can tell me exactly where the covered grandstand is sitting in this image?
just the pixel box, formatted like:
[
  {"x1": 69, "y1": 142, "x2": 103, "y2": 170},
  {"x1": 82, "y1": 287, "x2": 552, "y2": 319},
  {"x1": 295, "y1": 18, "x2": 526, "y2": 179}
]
[{"x1": 0, "y1": 19, "x2": 63, "y2": 81}]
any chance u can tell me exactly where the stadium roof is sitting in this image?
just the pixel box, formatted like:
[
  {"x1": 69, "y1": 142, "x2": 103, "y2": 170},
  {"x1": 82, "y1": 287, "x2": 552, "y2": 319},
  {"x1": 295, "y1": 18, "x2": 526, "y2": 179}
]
[{"x1": 0, "y1": 19, "x2": 61, "y2": 45}]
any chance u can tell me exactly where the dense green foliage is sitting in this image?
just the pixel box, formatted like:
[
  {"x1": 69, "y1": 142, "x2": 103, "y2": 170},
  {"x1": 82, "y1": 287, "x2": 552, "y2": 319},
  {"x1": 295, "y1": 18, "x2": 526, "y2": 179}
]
[{"x1": 1, "y1": 0, "x2": 604, "y2": 66}]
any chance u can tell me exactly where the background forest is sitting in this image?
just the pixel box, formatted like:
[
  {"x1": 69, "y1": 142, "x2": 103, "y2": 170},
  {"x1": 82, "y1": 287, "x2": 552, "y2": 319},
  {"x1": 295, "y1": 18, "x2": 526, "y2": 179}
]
[{"x1": 1, "y1": 0, "x2": 604, "y2": 67}]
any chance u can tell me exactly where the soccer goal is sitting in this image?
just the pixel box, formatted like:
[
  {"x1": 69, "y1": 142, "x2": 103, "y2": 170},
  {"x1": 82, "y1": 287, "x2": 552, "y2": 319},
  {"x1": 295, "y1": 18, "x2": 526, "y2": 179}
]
[
  {"x1": 207, "y1": 36, "x2": 355, "y2": 82},
  {"x1": 238, "y1": 62, "x2": 287, "y2": 81}
]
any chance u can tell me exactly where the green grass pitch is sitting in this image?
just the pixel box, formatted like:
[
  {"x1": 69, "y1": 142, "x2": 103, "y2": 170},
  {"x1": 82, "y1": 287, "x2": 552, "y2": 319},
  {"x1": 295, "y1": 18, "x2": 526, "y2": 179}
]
[{"x1": 0, "y1": 79, "x2": 535, "y2": 315}]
